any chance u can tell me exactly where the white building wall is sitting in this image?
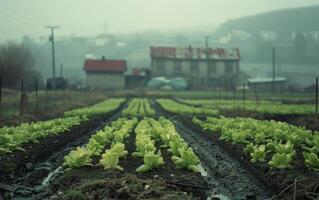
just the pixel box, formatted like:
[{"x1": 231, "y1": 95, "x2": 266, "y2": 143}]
[{"x1": 86, "y1": 72, "x2": 125, "y2": 89}]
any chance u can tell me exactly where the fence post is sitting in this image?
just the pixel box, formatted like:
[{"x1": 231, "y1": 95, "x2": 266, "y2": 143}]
[
  {"x1": 20, "y1": 78, "x2": 24, "y2": 98},
  {"x1": 316, "y1": 77, "x2": 318, "y2": 114},
  {"x1": 0, "y1": 77, "x2": 2, "y2": 116},
  {"x1": 35, "y1": 79, "x2": 38, "y2": 113},
  {"x1": 19, "y1": 78, "x2": 29, "y2": 115},
  {"x1": 46, "y1": 84, "x2": 49, "y2": 109},
  {"x1": 0, "y1": 77, "x2": 2, "y2": 102},
  {"x1": 243, "y1": 81, "x2": 246, "y2": 108}
]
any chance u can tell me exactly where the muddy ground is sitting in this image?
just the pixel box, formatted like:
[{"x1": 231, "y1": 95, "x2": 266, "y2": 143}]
[
  {"x1": 0, "y1": 104, "x2": 125, "y2": 199},
  {"x1": 2, "y1": 98, "x2": 318, "y2": 200},
  {"x1": 45, "y1": 125, "x2": 207, "y2": 200},
  {"x1": 152, "y1": 101, "x2": 273, "y2": 200},
  {"x1": 0, "y1": 102, "x2": 208, "y2": 200},
  {"x1": 154, "y1": 100, "x2": 319, "y2": 199}
]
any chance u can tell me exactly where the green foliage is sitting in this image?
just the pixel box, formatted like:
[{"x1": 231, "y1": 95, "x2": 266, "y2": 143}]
[
  {"x1": 108, "y1": 143, "x2": 128, "y2": 158},
  {"x1": 122, "y1": 98, "x2": 155, "y2": 117},
  {"x1": 132, "y1": 135, "x2": 156, "y2": 157},
  {"x1": 64, "y1": 98, "x2": 125, "y2": 117},
  {"x1": 183, "y1": 99, "x2": 314, "y2": 115},
  {"x1": 63, "y1": 118, "x2": 136, "y2": 171},
  {"x1": 0, "y1": 116, "x2": 87, "y2": 156},
  {"x1": 194, "y1": 116, "x2": 319, "y2": 171},
  {"x1": 99, "y1": 143, "x2": 129, "y2": 171},
  {"x1": 156, "y1": 99, "x2": 219, "y2": 116},
  {"x1": 303, "y1": 152, "x2": 319, "y2": 171},
  {"x1": 63, "y1": 147, "x2": 92, "y2": 170},
  {"x1": 99, "y1": 151, "x2": 123, "y2": 171},
  {"x1": 172, "y1": 147, "x2": 200, "y2": 172},
  {"x1": 136, "y1": 150, "x2": 164, "y2": 173},
  {"x1": 168, "y1": 140, "x2": 187, "y2": 157},
  {"x1": 250, "y1": 145, "x2": 266, "y2": 163},
  {"x1": 268, "y1": 153, "x2": 294, "y2": 169}
]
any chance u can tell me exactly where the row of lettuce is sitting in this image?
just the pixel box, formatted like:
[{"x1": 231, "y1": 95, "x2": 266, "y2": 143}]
[
  {"x1": 63, "y1": 117, "x2": 200, "y2": 173},
  {"x1": 180, "y1": 99, "x2": 315, "y2": 115},
  {"x1": 122, "y1": 98, "x2": 155, "y2": 117},
  {"x1": 0, "y1": 98, "x2": 125, "y2": 156},
  {"x1": 156, "y1": 99, "x2": 219, "y2": 116},
  {"x1": 193, "y1": 117, "x2": 319, "y2": 172}
]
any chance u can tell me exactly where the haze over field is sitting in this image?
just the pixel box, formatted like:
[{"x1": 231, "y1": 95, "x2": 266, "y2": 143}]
[
  {"x1": 1, "y1": 0, "x2": 319, "y2": 41},
  {"x1": 1, "y1": 0, "x2": 319, "y2": 90}
]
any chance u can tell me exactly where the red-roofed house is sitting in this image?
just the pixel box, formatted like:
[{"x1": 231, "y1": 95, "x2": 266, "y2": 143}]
[{"x1": 83, "y1": 58, "x2": 127, "y2": 89}]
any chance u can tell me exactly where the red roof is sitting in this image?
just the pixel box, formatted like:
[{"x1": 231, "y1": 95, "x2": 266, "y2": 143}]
[
  {"x1": 132, "y1": 68, "x2": 141, "y2": 76},
  {"x1": 84, "y1": 59, "x2": 127, "y2": 72}
]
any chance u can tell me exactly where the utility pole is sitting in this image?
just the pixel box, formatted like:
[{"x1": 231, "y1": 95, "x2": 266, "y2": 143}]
[
  {"x1": 45, "y1": 25, "x2": 60, "y2": 95},
  {"x1": 203, "y1": 36, "x2": 209, "y2": 59},
  {"x1": 203, "y1": 36, "x2": 210, "y2": 89},
  {"x1": 60, "y1": 62, "x2": 63, "y2": 77},
  {"x1": 316, "y1": 76, "x2": 318, "y2": 113},
  {"x1": 272, "y1": 47, "x2": 276, "y2": 93}
]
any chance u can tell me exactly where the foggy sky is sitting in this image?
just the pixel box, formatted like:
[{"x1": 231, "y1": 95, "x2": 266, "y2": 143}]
[{"x1": 1, "y1": 0, "x2": 319, "y2": 41}]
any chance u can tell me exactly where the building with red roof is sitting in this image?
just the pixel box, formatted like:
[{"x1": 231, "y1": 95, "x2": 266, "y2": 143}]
[{"x1": 83, "y1": 57, "x2": 127, "y2": 89}]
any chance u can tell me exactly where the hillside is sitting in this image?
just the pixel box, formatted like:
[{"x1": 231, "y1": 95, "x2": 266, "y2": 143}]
[{"x1": 214, "y1": 5, "x2": 319, "y2": 36}]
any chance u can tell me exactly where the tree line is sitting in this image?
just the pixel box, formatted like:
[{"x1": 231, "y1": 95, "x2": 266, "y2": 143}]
[{"x1": 0, "y1": 42, "x2": 41, "y2": 90}]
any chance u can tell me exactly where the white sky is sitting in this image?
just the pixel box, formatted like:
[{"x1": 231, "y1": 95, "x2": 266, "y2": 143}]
[{"x1": 1, "y1": 0, "x2": 319, "y2": 41}]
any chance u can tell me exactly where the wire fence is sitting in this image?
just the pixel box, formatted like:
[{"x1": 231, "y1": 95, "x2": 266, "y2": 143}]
[{"x1": 0, "y1": 78, "x2": 105, "y2": 119}]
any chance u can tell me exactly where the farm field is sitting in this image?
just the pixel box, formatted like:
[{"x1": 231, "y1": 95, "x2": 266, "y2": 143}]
[{"x1": 0, "y1": 96, "x2": 318, "y2": 200}]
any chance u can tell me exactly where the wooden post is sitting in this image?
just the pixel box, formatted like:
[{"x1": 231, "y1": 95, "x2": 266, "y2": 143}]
[
  {"x1": 272, "y1": 47, "x2": 276, "y2": 93},
  {"x1": 243, "y1": 81, "x2": 246, "y2": 108},
  {"x1": 253, "y1": 84, "x2": 259, "y2": 105},
  {"x1": 316, "y1": 77, "x2": 318, "y2": 113},
  {"x1": 35, "y1": 79, "x2": 38, "y2": 113},
  {"x1": 19, "y1": 78, "x2": 29, "y2": 115},
  {"x1": 20, "y1": 78, "x2": 24, "y2": 98},
  {"x1": 46, "y1": 84, "x2": 49, "y2": 109},
  {"x1": 0, "y1": 77, "x2": 2, "y2": 102},
  {"x1": 0, "y1": 77, "x2": 2, "y2": 116}
]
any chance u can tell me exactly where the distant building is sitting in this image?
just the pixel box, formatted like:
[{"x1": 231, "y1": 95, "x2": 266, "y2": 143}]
[
  {"x1": 125, "y1": 68, "x2": 148, "y2": 89},
  {"x1": 150, "y1": 46, "x2": 240, "y2": 89},
  {"x1": 248, "y1": 77, "x2": 286, "y2": 93},
  {"x1": 83, "y1": 57, "x2": 127, "y2": 89}
]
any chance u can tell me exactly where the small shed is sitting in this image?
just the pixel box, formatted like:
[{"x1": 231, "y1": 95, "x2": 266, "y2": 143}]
[
  {"x1": 125, "y1": 68, "x2": 147, "y2": 89},
  {"x1": 83, "y1": 58, "x2": 127, "y2": 89},
  {"x1": 248, "y1": 77, "x2": 286, "y2": 93}
]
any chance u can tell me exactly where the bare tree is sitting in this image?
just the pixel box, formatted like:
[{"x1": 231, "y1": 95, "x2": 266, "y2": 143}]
[{"x1": 0, "y1": 42, "x2": 35, "y2": 88}]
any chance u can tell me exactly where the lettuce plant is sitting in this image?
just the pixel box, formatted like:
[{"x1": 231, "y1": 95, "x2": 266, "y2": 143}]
[
  {"x1": 108, "y1": 143, "x2": 128, "y2": 158},
  {"x1": 136, "y1": 150, "x2": 164, "y2": 173},
  {"x1": 303, "y1": 152, "x2": 319, "y2": 171},
  {"x1": 86, "y1": 138, "x2": 104, "y2": 156},
  {"x1": 63, "y1": 147, "x2": 92, "y2": 170},
  {"x1": 132, "y1": 137, "x2": 156, "y2": 157},
  {"x1": 99, "y1": 151, "x2": 123, "y2": 171},
  {"x1": 250, "y1": 145, "x2": 266, "y2": 163},
  {"x1": 268, "y1": 153, "x2": 294, "y2": 169},
  {"x1": 172, "y1": 147, "x2": 200, "y2": 172},
  {"x1": 168, "y1": 140, "x2": 187, "y2": 156}
]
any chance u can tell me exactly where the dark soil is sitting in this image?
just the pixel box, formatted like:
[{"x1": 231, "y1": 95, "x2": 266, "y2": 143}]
[
  {"x1": 43, "y1": 118, "x2": 208, "y2": 200},
  {"x1": 179, "y1": 116, "x2": 319, "y2": 200},
  {"x1": 0, "y1": 103, "x2": 125, "y2": 195},
  {"x1": 50, "y1": 172, "x2": 197, "y2": 200},
  {"x1": 153, "y1": 101, "x2": 272, "y2": 199}
]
